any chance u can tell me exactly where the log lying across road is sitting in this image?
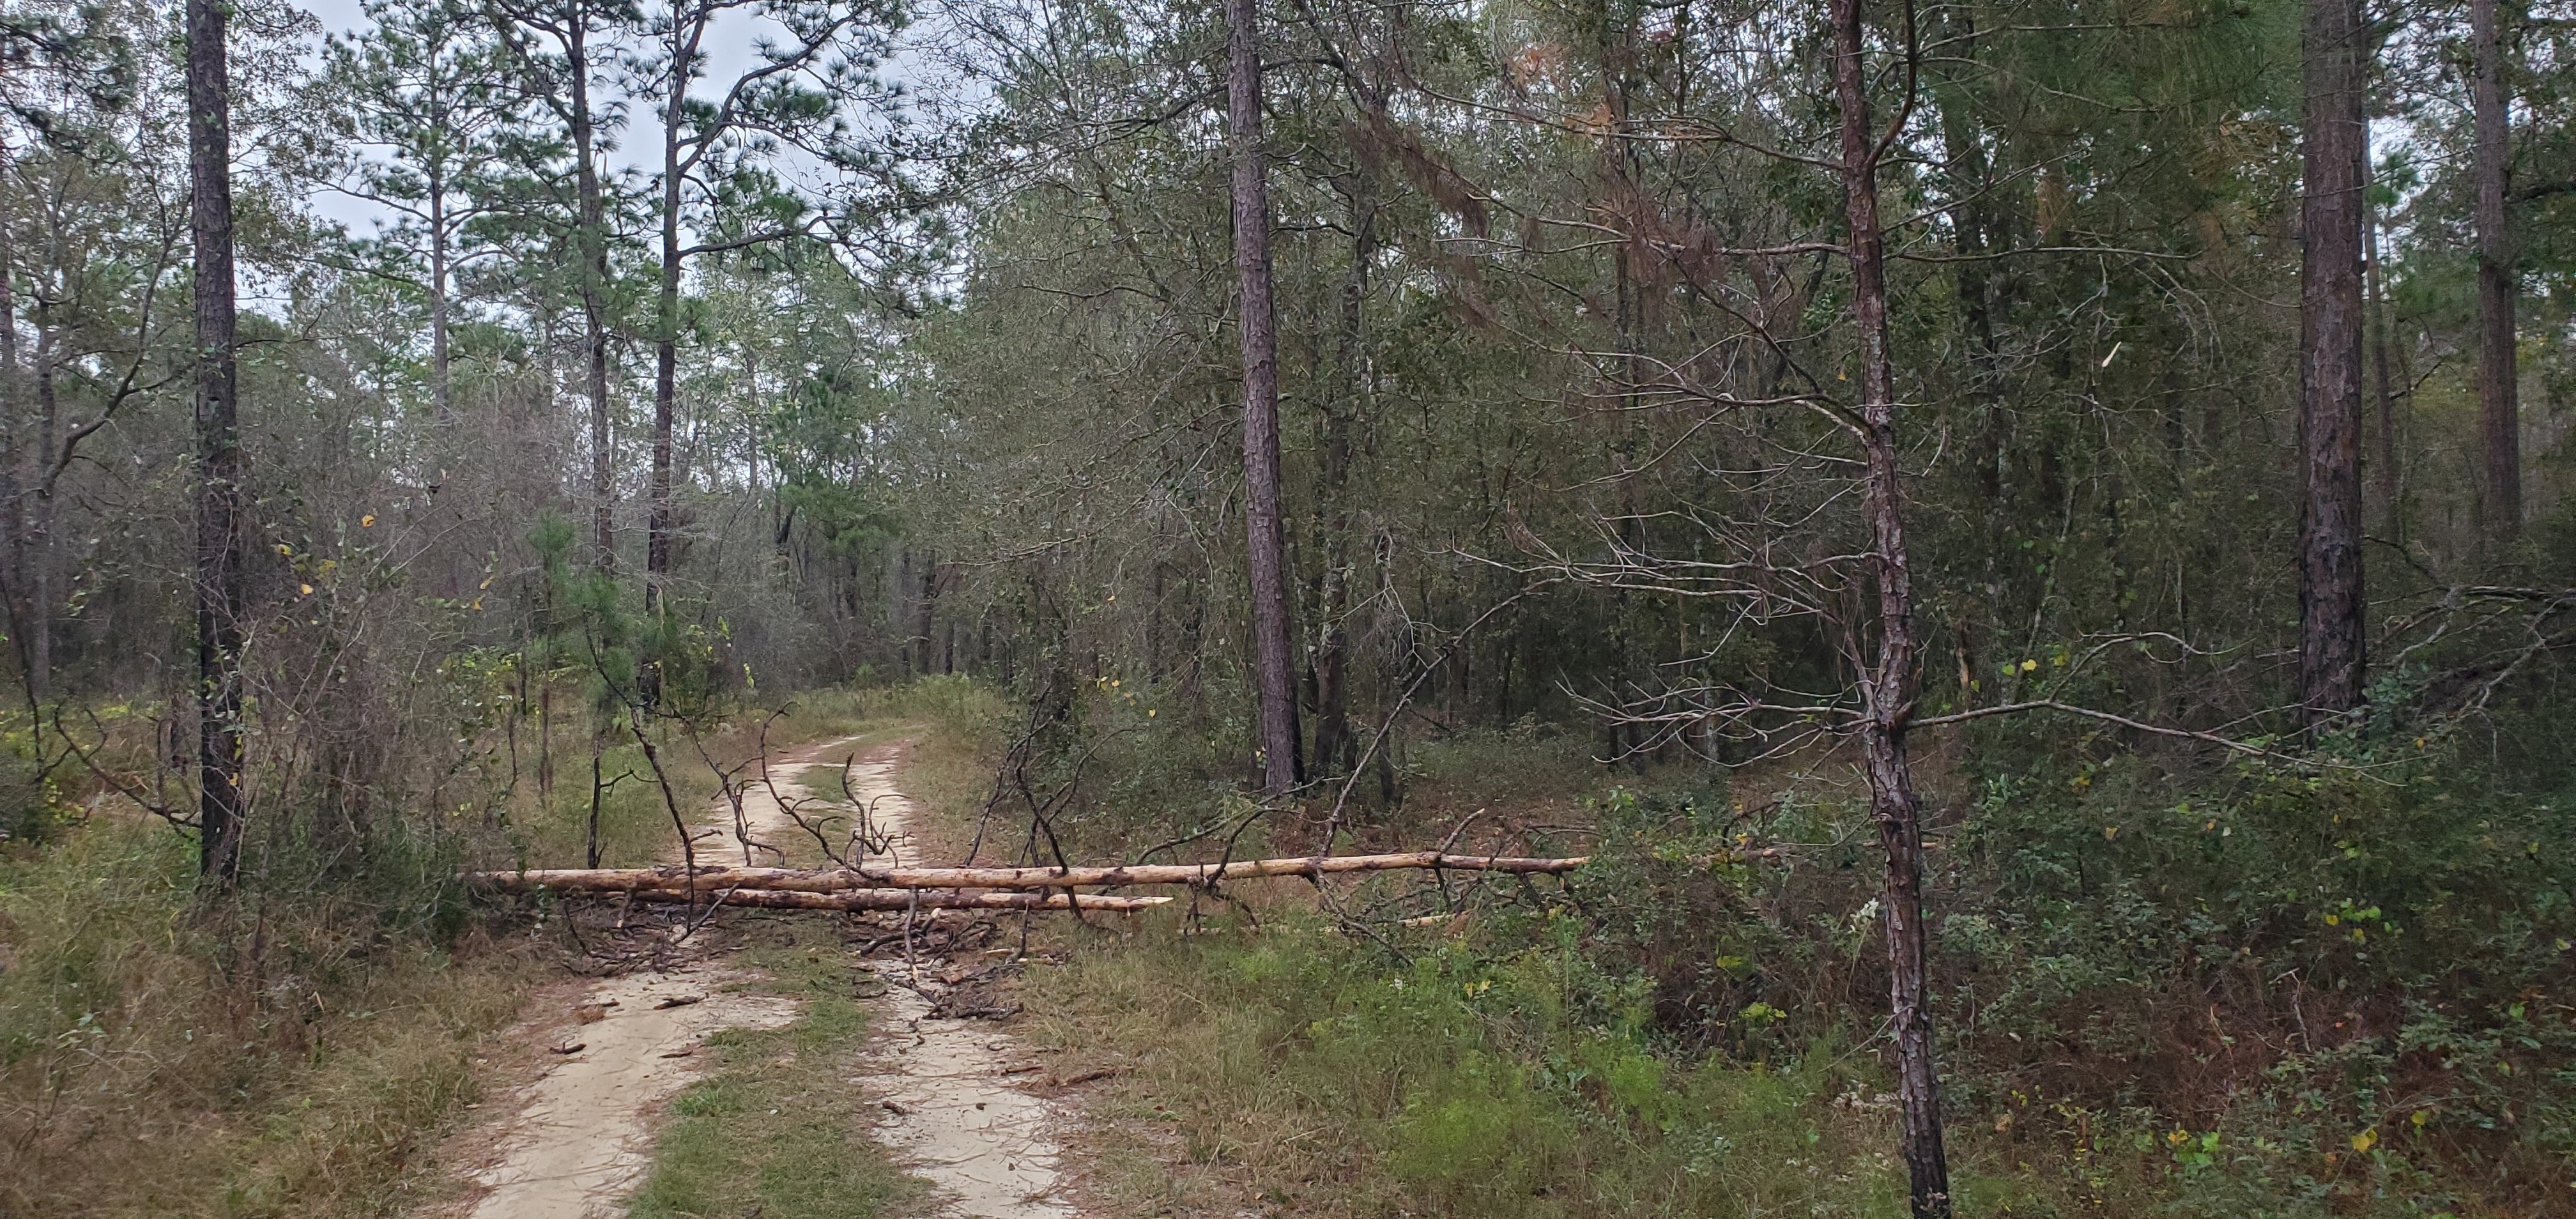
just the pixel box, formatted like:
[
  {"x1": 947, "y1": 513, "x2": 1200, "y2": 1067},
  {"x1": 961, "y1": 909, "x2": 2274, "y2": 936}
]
[
  {"x1": 623, "y1": 887, "x2": 1173, "y2": 912},
  {"x1": 463, "y1": 850, "x2": 1590, "y2": 896}
]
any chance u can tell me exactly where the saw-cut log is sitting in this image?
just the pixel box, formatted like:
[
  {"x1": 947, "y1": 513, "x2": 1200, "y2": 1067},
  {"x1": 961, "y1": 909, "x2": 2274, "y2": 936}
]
[
  {"x1": 464, "y1": 851, "x2": 1589, "y2": 895},
  {"x1": 623, "y1": 887, "x2": 1172, "y2": 912}
]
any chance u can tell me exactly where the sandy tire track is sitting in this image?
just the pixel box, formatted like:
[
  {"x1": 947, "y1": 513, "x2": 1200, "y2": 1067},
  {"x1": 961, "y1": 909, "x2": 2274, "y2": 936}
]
[
  {"x1": 445, "y1": 733, "x2": 1087, "y2": 1219},
  {"x1": 840, "y1": 749, "x2": 1081, "y2": 1219},
  {"x1": 450, "y1": 736, "x2": 864, "y2": 1219}
]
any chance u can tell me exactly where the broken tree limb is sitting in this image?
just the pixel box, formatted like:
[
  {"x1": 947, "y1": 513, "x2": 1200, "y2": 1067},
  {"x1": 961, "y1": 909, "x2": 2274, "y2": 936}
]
[
  {"x1": 622, "y1": 887, "x2": 1174, "y2": 912},
  {"x1": 461, "y1": 850, "x2": 1591, "y2": 896}
]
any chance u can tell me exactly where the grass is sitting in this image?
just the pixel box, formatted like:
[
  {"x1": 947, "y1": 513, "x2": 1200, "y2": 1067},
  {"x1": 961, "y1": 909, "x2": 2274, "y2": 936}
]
[
  {"x1": 1014, "y1": 908, "x2": 1934, "y2": 1219},
  {"x1": 627, "y1": 930, "x2": 924, "y2": 1219},
  {"x1": 0, "y1": 816, "x2": 544, "y2": 1218},
  {"x1": 0, "y1": 678, "x2": 989, "y2": 1219}
]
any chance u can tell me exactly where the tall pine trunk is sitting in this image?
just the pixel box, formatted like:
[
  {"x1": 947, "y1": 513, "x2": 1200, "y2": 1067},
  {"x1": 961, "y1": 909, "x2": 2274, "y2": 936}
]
[
  {"x1": 1225, "y1": 0, "x2": 1301, "y2": 795},
  {"x1": 187, "y1": 0, "x2": 245, "y2": 882},
  {"x1": 648, "y1": 21, "x2": 686, "y2": 620},
  {"x1": 429, "y1": 162, "x2": 452, "y2": 434},
  {"x1": 28, "y1": 323, "x2": 53, "y2": 700},
  {"x1": 2471, "y1": 0, "x2": 2519, "y2": 540},
  {"x1": 1310, "y1": 178, "x2": 1370, "y2": 780},
  {"x1": 2365, "y1": 158, "x2": 2400, "y2": 535},
  {"x1": 2298, "y1": 0, "x2": 2368, "y2": 723},
  {"x1": 565, "y1": 9, "x2": 615, "y2": 571},
  {"x1": 1828, "y1": 2, "x2": 1948, "y2": 1213},
  {"x1": 0, "y1": 165, "x2": 23, "y2": 704}
]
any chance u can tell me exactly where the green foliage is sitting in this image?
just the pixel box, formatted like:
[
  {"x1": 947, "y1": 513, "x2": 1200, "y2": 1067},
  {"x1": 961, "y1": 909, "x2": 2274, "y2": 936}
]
[
  {"x1": 0, "y1": 718, "x2": 59, "y2": 849},
  {"x1": 1923, "y1": 726, "x2": 2576, "y2": 1211}
]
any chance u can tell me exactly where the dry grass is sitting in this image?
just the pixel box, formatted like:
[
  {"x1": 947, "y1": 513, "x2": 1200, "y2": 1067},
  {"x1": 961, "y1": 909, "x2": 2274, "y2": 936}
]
[
  {"x1": 0, "y1": 817, "x2": 546, "y2": 1218},
  {"x1": 0, "y1": 680, "x2": 965, "y2": 1219}
]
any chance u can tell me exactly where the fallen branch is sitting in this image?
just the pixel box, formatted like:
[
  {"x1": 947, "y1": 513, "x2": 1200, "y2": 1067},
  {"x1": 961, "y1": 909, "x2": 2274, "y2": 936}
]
[
  {"x1": 622, "y1": 887, "x2": 1174, "y2": 912},
  {"x1": 463, "y1": 851, "x2": 1591, "y2": 895}
]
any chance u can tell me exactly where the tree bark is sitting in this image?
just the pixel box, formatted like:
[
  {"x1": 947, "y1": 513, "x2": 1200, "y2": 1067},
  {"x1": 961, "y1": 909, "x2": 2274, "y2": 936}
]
[
  {"x1": 2365, "y1": 158, "x2": 2400, "y2": 535},
  {"x1": 1311, "y1": 173, "x2": 1372, "y2": 779},
  {"x1": 465, "y1": 850, "x2": 1591, "y2": 893},
  {"x1": 916, "y1": 551, "x2": 939, "y2": 675},
  {"x1": 0, "y1": 167, "x2": 22, "y2": 702},
  {"x1": 1828, "y1": 0, "x2": 1949, "y2": 1215},
  {"x1": 2298, "y1": 0, "x2": 2368, "y2": 723},
  {"x1": 622, "y1": 887, "x2": 1171, "y2": 912},
  {"x1": 2471, "y1": 0, "x2": 2519, "y2": 540},
  {"x1": 648, "y1": 16, "x2": 686, "y2": 620},
  {"x1": 429, "y1": 162, "x2": 453, "y2": 433},
  {"x1": 27, "y1": 321, "x2": 53, "y2": 701},
  {"x1": 563, "y1": 6, "x2": 616, "y2": 571},
  {"x1": 188, "y1": 0, "x2": 245, "y2": 882},
  {"x1": 1225, "y1": 0, "x2": 1301, "y2": 795}
]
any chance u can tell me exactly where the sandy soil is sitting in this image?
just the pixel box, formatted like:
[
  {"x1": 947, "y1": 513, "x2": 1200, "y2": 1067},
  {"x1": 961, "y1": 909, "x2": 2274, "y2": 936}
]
[
  {"x1": 845, "y1": 750, "x2": 1081, "y2": 1219},
  {"x1": 447, "y1": 735, "x2": 1084, "y2": 1219},
  {"x1": 454, "y1": 739, "x2": 857, "y2": 1219},
  {"x1": 458, "y1": 968, "x2": 799, "y2": 1217}
]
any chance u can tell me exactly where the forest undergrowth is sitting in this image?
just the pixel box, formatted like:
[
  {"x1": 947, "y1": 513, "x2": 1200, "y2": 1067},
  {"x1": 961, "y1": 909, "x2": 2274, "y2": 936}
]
[
  {"x1": 0, "y1": 682, "x2": 940, "y2": 1218},
  {"x1": 921, "y1": 676, "x2": 2576, "y2": 1219}
]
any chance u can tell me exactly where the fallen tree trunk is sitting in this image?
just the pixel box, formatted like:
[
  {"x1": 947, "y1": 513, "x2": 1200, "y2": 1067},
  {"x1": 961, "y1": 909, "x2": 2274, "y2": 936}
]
[
  {"x1": 622, "y1": 887, "x2": 1173, "y2": 912},
  {"x1": 464, "y1": 851, "x2": 1588, "y2": 895}
]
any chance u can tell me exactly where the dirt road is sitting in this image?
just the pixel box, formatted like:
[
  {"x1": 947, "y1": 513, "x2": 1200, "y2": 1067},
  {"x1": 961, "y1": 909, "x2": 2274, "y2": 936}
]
[
  {"x1": 845, "y1": 747, "x2": 1080, "y2": 1218},
  {"x1": 450, "y1": 735, "x2": 1081, "y2": 1219}
]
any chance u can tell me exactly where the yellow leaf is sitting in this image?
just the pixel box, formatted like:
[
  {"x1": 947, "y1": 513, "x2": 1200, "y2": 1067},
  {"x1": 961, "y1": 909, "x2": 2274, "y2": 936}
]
[
  {"x1": 2103, "y1": 825, "x2": 2119, "y2": 840},
  {"x1": 2020, "y1": 658, "x2": 2038, "y2": 672},
  {"x1": 2350, "y1": 1129, "x2": 2377, "y2": 1153},
  {"x1": 298, "y1": 583, "x2": 314, "y2": 595},
  {"x1": 470, "y1": 599, "x2": 484, "y2": 611},
  {"x1": 361, "y1": 514, "x2": 376, "y2": 528}
]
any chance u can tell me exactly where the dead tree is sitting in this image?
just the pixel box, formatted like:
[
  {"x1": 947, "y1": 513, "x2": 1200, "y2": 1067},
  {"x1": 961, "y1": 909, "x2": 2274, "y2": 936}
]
[{"x1": 1827, "y1": 0, "x2": 1948, "y2": 1208}]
